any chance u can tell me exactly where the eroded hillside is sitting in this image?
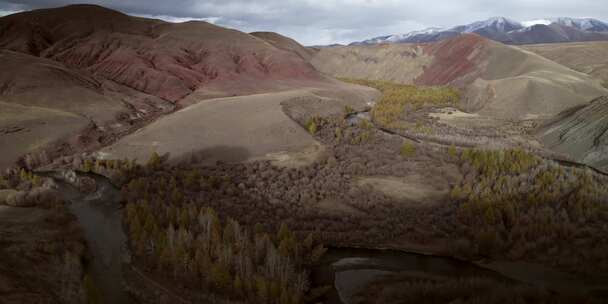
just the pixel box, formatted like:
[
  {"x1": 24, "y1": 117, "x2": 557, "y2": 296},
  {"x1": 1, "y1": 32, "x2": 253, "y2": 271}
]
[
  {"x1": 0, "y1": 4, "x2": 348, "y2": 171},
  {"x1": 311, "y1": 34, "x2": 608, "y2": 120},
  {"x1": 538, "y1": 96, "x2": 608, "y2": 170}
]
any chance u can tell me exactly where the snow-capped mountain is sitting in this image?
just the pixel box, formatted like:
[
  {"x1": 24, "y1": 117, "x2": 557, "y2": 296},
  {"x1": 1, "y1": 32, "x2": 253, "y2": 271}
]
[
  {"x1": 550, "y1": 17, "x2": 608, "y2": 32},
  {"x1": 351, "y1": 27, "x2": 449, "y2": 45},
  {"x1": 451, "y1": 17, "x2": 522, "y2": 33},
  {"x1": 349, "y1": 16, "x2": 608, "y2": 46},
  {"x1": 385, "y1": 27, "x2": 444, "y2": 42}
]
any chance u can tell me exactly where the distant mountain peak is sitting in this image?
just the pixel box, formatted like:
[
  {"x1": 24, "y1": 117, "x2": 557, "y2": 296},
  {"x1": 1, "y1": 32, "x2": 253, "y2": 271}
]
[
  {"x1": 384, "y1": 27, "x2": 444, "y2": 42},
  {"x1": 454, "y1": 16, "x2": 523, "y2": 33},
  {"x1": 348, "y1": 16, "x2": 608, "y2": 46},
  {"x1": 550, "y1": 17, "x2": 608, "y2": 32},
  {"x1": 486, "y1": 16, "x2": 521, "y2": 25}
]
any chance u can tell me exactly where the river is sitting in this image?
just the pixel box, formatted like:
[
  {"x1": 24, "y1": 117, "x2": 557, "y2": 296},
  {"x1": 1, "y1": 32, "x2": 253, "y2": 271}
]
[
  {"x1": 43, "y1": 171, "x2": 134, "y2": 304},
  {"x1": 312, "y1": 247, "x2": 516, "y2": 304}
]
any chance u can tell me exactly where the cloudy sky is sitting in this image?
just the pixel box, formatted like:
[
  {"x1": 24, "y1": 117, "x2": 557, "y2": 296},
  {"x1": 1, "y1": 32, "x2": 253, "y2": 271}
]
[{"x1": 1, "y1": 0, "x2": 607, "y2": 45}]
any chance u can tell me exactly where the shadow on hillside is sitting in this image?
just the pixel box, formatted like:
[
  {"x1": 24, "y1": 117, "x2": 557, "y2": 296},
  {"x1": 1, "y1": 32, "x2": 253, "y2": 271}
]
[{"x1": 175, "y1": 145, "x2": 252, "y2": 165}]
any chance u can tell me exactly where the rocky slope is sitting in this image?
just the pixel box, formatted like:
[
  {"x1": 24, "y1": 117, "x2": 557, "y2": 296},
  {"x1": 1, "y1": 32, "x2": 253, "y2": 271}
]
[{"x1": 538, "y1": 96, "x2": 608, "y2": 170}]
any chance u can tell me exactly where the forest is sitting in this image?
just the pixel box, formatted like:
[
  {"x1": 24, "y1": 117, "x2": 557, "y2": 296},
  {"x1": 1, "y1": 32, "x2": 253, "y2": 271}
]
[
  {"x1": 449, "y1": 148, "x2": 608, "y2": 274},
  {"x1": 119, "y1": 155, "x2": 330, "y2": 303}
]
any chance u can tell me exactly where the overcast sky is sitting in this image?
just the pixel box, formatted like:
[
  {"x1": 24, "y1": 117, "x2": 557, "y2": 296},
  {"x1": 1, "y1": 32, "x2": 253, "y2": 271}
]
[{"x1": 1, "y1": 0, "x2": 607, "y2": 45}]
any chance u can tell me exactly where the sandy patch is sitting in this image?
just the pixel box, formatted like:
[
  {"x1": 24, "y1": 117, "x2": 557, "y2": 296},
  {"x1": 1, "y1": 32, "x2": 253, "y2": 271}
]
[
  {"x1": 356, "y1": 175, "x2": 450, "y2": 204},
  {"x1": 252, "y1": 142, "x2": 326, "y2": 168},
  {"x1": 103, "y1": 90, "x2": 318, "y2": 163},
  {"x1": 429, "y1": 107, "x2": 479, "y2": 120},
  {"x1": 315, "y1": 199, "x2": 365, "y2": 217},
  {"x1": 428, "y1": 107, "x2": 511, "y2": 130}
]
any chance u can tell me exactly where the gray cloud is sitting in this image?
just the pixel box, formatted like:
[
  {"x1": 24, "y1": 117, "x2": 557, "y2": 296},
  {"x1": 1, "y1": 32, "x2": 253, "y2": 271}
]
[{"x1": 1, "y1": 0, "x2": 607, "y2": 45}]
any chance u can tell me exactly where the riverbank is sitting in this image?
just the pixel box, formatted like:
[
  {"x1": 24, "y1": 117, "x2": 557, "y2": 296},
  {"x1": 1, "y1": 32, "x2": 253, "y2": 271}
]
[{"x1": 42, "y1": 170, "x2": 134, "y2": 304}]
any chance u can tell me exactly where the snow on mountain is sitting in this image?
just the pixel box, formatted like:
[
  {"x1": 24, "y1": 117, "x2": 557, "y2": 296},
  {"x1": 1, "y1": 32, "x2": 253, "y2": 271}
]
[
  {"x1": 348, "y1": 16, "x2": 608, "y2": 46},
  {"x1": 385, "y1": 27, "x2": 443, "y2": 42},
  {"x1": 453, "y1": 17, "x2": 523, "y2": 33},
  {"x1": 521, "y1": 19, "x2": 552, "y2": 27},
  {"x1": 550, "y1": 17, "x2": 608, "y2": 32}
]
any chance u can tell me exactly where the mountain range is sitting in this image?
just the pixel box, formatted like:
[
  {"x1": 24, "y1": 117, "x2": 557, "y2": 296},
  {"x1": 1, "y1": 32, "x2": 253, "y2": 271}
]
[{"x1": 351, "y1": 17, "x2": 608, "y2": 45}]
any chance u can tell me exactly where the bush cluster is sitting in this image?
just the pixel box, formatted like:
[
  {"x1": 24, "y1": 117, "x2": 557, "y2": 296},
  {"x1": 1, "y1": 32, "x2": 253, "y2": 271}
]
[
  {"x1": 448, "y1": 148, "x2": 608, "y2": 273},
  {"x1": 339, "y1": 78, "x2": 460, "y2": 128}
]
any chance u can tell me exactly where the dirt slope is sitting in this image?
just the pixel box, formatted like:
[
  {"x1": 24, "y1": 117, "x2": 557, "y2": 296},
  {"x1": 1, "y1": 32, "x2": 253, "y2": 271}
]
[
  {"x1": 0, "y1": 49, "x2": 173, "y2": 169},
  {"x1": 537, "y1": 96, "x2": 608, "y2": 170},
  {"x1": 473, "y1": 39, "x2": 607, "y2": 119},
  {"x1": 0, "y1": 101, "x2": 89, "y2": 170},
  {"x1": 251, "y1": 31, "x2": 315, "y2": 61},
  {"x1": 0, "y1": 50, "x2": 135, "y2": 124},
  {"x1": 311, "y1": 34, "x2": 608, "y2": 120},
  {"x1": 522, "y1": 41, "x2": 608, "y2": 87},
  {"x1": 310, "y1": 43, "x2": 433, "y2": 84},
  {"x1": 0, "y1": 4, "x2": 331, "y2": 170},
  {"x1": 100, "y1": 82, "x2": 379, "y2": 164}
]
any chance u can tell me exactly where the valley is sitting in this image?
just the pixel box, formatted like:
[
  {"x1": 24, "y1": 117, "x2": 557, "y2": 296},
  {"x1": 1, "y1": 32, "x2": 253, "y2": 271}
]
[{"x1": 1, "y1": 3, "x2": 608, "y2": 304}]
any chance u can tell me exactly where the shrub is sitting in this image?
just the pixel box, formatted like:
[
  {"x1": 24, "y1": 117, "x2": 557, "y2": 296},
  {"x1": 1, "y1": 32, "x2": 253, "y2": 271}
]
[
  {"x1": 335, "y1": 127, "x2": 343, "y2": 141},
  {"x1": 82, "y1": 159, "x2": 94, "y2": 172},
  {"x1": 0, "y1": 176, "x2": 8, "y2": 189},
  {"x1": 31, "y1": 175, "x2": 43, "y2": 187},
  {"x1": 146, "y1": 152, "x2": 162, "y2": 170},
  {"x1": 305, "y1": 118, "x2": 318, "y2": 135},
  {"x1": 358, "y1": 119, "x2": 373, "y2": 130},
  {"x1": 400, "y1": 142, "x2": 416, "y2": 157},
  {"x1": 83, "y1": 274, "x2": 102, "y2": 304},
  {"x1": 344, "y1": 105, "x2": 355, "y2": 115}
]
